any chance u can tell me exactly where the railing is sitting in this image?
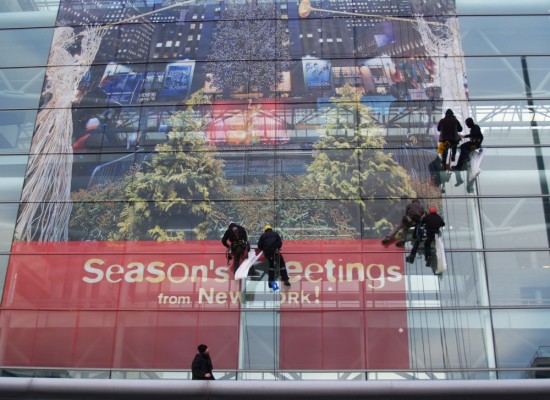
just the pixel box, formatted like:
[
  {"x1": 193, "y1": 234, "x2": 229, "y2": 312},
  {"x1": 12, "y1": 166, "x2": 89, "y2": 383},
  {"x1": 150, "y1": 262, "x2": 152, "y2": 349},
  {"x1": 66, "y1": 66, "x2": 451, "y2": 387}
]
[
  {"x1": 3, "y1": 367, "x2": 550, "y2": 381},
  {"x1": 0, "y1": 376, "x2": 550, "y2": 400},
  {"x1": 87, "y1": 150, "x2": 151, "y2": 189}
]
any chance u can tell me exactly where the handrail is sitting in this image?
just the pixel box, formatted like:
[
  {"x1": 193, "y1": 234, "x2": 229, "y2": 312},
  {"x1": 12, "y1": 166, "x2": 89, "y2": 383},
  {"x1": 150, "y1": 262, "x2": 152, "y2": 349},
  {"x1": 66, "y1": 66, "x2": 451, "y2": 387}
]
[{"x1": 0, "y1": 378, "x2": 549, "y2": 399}]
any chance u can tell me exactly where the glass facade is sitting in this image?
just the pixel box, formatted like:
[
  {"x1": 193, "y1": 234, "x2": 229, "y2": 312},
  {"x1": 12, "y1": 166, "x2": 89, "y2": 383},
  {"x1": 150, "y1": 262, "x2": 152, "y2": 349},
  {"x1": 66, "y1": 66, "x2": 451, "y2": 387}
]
[{"x1": 0, "y1": 0, "x2": 549, "y2": 381}]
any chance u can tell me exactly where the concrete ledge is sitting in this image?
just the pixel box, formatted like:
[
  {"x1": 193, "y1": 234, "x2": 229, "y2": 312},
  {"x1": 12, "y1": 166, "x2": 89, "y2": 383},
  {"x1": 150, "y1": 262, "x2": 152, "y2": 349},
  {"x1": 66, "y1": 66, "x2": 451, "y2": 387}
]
[{"x1": 1, "y1": 378, "x2": 550, "y2": 400}]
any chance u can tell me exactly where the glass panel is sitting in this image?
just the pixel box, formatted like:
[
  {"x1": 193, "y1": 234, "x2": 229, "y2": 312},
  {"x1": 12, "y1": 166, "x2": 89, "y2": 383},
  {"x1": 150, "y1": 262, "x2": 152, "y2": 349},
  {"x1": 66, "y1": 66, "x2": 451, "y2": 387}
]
[
  {"x1": 406, "y1": 251, "x2": 488, "y2": 308},
  {"x1": 487, "y1": 251, "x2": 550, "y2": 306},
  {"x1": 0, "y1": 3, "x2": 58, "y2": 28},
  {"x1": 480, "y1": 198, "x2": 550, "y2": 249},
  {"x1": 0, "y1": 110, "x2": 38, "y2": 153},
  {"x1": 0, "y1": 28, "x2": 54, "y2": 68},
  {"x1": 464, "y1": 56, "x2": 550, "y2": 100},
  {"x1": 465, "y1": 57, "x2": 527, "y2": 100},
  {"x1": 468, "y1": 100, "x2": 550, "y2": 146},
  {"x1": 0, "y1": 155, "x2": 27, "y2": 201},
  {"x1": 0, "y1": 203, "x2": 18, "y2": 251},
  {"x1": 408, "y1": 310, "x2": 491, "y2": 371},
  {"x1": 240, "y1": 310, "x2": 279, "y2": 370},
  {"x1": 475, "y1": 148, "x2": 545, "y2": 196},
  {"x1": 457, "y1": 0, "x2": 550, "y2": 15},
  {"x1": 0, "y1": 255, "x2": 9, "y2": 300},
  {"x1": 0, "y1": 67, "x2": 45, "y2": 109},
  {"x1": 460, "y1": 16, "x2": 550, "y2": 56},
  {"x1": 493, "y1": 309, "x2": 550, "y2": 379}
]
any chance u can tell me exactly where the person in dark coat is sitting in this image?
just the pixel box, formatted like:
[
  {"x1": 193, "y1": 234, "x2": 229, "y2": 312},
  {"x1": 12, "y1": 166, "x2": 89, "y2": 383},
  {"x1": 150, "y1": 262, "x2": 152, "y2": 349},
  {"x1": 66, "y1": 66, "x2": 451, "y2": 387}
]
[
  {"x1": 221, "y1": 222, "x2": 249, "y2": 273},
  {"x1": 382, "y1": 199, "x2": 426, "y2": 247},
  {"x1": 257, "y1": 225, "x2": 290, "y2": 289},
  {"x1": 421, "y1": 207, "x2": 445, "y2": 267},
  {"x1": 437, "y1": 109, "x2": 463, "y2": 165},
  {"x1": 191, "y1": 344, "x2": 215, "y2": 380},
  {"x1": 452, "y1": 117, "x2": 483, "y2": 170}
]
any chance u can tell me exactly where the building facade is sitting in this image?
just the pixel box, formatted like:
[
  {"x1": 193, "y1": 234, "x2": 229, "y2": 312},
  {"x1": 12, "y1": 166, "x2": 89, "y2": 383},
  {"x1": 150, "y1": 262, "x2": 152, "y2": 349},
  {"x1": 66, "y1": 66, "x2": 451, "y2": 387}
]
[{"x1": 0, "y1": 0, "x2": 549, "y2": 381}]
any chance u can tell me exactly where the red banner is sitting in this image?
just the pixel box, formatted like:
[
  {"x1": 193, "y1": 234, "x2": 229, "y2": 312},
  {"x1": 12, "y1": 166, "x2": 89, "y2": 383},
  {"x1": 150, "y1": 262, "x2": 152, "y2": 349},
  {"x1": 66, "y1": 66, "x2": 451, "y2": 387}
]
[{"x1": 1, "y1": 240, "x2": 408, "y2": 369}]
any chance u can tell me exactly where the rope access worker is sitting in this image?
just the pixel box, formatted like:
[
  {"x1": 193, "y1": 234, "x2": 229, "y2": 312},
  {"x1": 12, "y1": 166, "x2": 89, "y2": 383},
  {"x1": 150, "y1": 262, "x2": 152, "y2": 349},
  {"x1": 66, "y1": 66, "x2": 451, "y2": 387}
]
[
  {"x1": 257, "y1": 225, "x2": 290, "y2": 289},
  {"x1": 382, "y1": 199, "x2": 425, "y2": 247},
  {"x1": 412, "y1": 207, "x2": 445, "y2": 267},
  {"x1": 452, "y1": 117, "x2": 484, "y2": 171},
  {"x1": 221, "y1": 222, "x2": 249, "y2": 273},
  {"x1": 437, "y1": 108, "x2": 463, "y2": 168}
]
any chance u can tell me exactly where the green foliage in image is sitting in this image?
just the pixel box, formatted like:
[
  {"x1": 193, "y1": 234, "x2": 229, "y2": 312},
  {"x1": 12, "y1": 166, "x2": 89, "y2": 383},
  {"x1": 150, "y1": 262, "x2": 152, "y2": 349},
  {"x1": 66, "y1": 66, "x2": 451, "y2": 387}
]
[
  {"x1": 69, "y1": 85, "x2": 415, "y2": 242},
  {"x1": 229, "y1": 175, "x2": 359, "y2": 241},
  {"x1": 69, "y1": 176, "x2": 129, "y2": 241},
  {"x1": 116, "y1": 91, "x2": 232, "y2": 241},
  {"x1": 307, "y1": 84, "x2": 415, "y2": 234}
]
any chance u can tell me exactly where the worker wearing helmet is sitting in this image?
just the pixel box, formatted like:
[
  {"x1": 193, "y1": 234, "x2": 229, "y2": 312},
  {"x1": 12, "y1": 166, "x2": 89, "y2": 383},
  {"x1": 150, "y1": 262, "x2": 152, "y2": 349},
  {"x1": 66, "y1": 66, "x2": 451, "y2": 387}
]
[
  {"x1": 406, "y1": 207, "x2": 445, "y2": 267},
  {"x1": 257, "y1": 225, "x2": 290, "y2": 289}
]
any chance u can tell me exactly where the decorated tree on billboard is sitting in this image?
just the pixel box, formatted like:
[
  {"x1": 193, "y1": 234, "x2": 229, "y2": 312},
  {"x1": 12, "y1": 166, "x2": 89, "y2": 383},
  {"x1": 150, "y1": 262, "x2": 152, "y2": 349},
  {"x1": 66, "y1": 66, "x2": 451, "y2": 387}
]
[
  {"x1": 205, "y1": 0, "x2": 293, "y2": 96},
  {"x1": 229, "y1": 174, "x2": 360, "y2": 240},
  {"x1": 69, "y1": 175, "x2": 131, "y2": 241},
  {"x1": 116, "y1": 91, "x2": 232, "y2": 240},
  {"x1": 307, "y1": 84, "x2": 415, "y2": 235}
]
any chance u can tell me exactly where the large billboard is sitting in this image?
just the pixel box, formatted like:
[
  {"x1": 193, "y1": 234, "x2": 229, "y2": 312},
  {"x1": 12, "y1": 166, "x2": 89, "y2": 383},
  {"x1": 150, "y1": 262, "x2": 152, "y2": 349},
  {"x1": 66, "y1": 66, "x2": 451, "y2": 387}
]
[
  {"x1": 3, "y1": 0, "x2": 467, "y2": 371},
  {"x1": 2, "y1": 240, "x2": 406, "y2": 369}
]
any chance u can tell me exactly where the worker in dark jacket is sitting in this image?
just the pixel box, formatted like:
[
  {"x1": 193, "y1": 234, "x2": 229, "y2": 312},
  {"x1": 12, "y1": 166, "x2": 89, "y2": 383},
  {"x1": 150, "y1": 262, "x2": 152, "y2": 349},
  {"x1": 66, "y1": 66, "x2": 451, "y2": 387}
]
[
  {"x1": 257, "y1": 225, "x2": 290, "y2": 289},
  {"x1": 452, "y1": 117, "x2": 483, "y2": 170},
  {"x1": 191, "y1": 344, "x2": 215, "y2": 380},
  {"x1": 437, "y1": 109, "x2": 463, "y2": 165},
  {"x1": 221, "y1": 222, "x2": 249, "y2": 273},
  {"x1": 382, "y1": 199, "x2": 425, "y2": 247},
  {"x1": 421, "y1": 207, "x2": 445, "y2": 267}
]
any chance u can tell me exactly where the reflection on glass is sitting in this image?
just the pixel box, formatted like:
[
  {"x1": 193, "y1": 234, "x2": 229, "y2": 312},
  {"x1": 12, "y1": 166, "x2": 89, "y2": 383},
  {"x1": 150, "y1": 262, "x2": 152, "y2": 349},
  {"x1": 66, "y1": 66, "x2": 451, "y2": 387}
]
[
  {"x1": 0, "y1": 155, "x2": 28, "y2": 201},
  {"x1": 0, "y1": 110, "x2": 39, "y2": 153},
  {"x1": 408, "y1": 310, "x2": 491, "y2": 371},
  {"x1": 493, "y1": 309, "x2": 550, "y2": 379},
  {"x1": 0, "y1": 5, "x2": 58, "y2": 29},
  {"x1": 487, "y1": 252, "x2": 550, "y2": 306},
  {"x1": 460, "y1": 16, "x2": 550, "y2": 56},
  {"x1": 0, "y1": 68, "x2": 44, "y2": 109},
  {"x1": 0, "y1": 203, "x2": 18, "y2": 252},
  {"x1": 0, "y1": 28, "x2": 54, "y2": 68},
  {"x1": 481, "y1": 198, "x2": 550, "y2": 249}
]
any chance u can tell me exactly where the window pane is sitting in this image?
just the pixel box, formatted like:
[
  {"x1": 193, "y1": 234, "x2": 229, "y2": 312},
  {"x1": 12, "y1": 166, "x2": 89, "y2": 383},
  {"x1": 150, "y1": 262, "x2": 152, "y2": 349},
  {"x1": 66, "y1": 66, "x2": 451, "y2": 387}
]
[
  {"x1": 407, "y1": 252, "x2": 488, "y2": 308},
  {"x1": 457, "y1": 0, "x2": 550, "y2": 15},
  {"x1": 487, "y1": 251, "x2": 550, "y2": 306},
  {"x1": 0, "y1": 110, "x2": 37, "y2": 153},
  {"x1": 493, "y1": 309, "x2": 550, "y2": 379},
  {"x1": 467, "y1": 100, "x2": 550, "y2": 146},
  {"x1": 480, "y1": 198, "x2": 550, "y2": 249},
  {"x1": 475, "y1": 148, "x2": 546, "y2": 196},
  {"x1": 408, "y1": 310, "x2": 491, "y2": 370},
  {"x1": 0, "y1": 28, "x2": 54, "y2": 68},
  {"x1": 0, "y1": 4, "x2": 58, "y2": 28},
  {"x1": 460, "y1": 16, "x2": 550, "y2": 56},
  {"x1": 0, "y1": 68, "x2": 44, "y2": 109},
  {"x1": 0, "y1": 155, "x2": 27, "y2": 201},
  {"x1": 0, "y1": 203, "x2": 18, "y2": 251}
]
